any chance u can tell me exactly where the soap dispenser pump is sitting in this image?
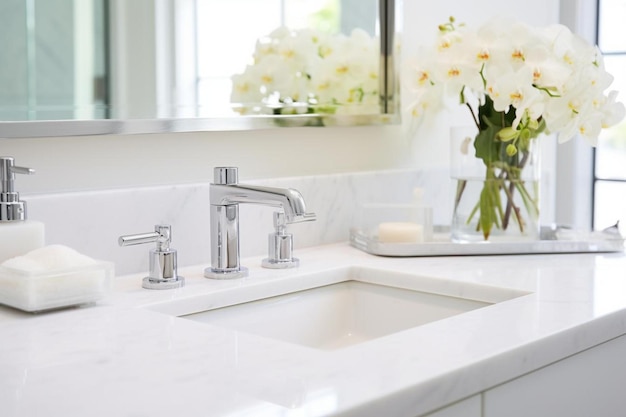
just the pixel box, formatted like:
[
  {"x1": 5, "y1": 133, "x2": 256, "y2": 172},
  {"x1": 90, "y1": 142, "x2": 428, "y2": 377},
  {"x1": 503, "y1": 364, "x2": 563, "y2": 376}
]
[{"x1": 0, "y1": 156, "x2": 45, "y2": 263}]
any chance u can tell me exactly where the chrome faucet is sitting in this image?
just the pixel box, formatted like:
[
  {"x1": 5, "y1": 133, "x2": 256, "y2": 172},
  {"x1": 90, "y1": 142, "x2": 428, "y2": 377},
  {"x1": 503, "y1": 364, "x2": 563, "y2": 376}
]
[{"x1": 204, "y1": 167, "x2": 316, "y2": 279}]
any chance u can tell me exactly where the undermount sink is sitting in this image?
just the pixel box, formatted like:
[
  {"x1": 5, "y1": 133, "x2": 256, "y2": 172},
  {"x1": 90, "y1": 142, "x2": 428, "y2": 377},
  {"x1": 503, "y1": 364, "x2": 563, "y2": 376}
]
[{"x1": 151, "y1": 266, "x2": 528, "y2": 350}]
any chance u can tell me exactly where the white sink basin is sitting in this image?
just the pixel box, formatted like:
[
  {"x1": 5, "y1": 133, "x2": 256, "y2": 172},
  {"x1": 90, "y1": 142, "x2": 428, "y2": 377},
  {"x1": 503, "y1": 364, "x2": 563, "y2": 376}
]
[{"x1": 156, "y1": 266, "x2": 527, "y2": 351}]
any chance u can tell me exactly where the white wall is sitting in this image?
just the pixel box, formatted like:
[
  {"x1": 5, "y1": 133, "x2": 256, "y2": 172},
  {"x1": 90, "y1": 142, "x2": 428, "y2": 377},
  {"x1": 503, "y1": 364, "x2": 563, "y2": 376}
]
[
  {"x1": 1, "y1": 0, "x2": 561, "y2": 196},
  {"x1": 1, "y1": 126, "x2": 406, "y2": 193}
]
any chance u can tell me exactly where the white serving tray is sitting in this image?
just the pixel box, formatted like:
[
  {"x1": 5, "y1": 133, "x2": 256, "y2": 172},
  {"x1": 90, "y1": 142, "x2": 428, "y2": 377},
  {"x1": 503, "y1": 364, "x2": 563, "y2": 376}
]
[{"x1": 349, "y1": 226, "x2": 624, "y2": 257}]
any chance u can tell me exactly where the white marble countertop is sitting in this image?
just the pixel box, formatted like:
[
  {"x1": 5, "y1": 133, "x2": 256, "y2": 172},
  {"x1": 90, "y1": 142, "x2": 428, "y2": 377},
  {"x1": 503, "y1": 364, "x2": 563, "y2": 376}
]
[{"x1": 2, "y1": 243, "x2": 626, "y2": 417}]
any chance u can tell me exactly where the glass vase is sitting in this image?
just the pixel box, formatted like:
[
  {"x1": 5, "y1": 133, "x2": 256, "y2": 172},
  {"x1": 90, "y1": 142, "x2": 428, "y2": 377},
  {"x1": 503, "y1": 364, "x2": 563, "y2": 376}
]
[{"x1": 450, "y1": 126, "x2": 541, "y2": 242}]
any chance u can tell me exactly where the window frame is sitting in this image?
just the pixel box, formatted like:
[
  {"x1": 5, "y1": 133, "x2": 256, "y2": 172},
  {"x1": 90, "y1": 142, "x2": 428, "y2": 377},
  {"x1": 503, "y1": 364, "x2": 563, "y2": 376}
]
[
  {"x1": 592, "y1": 0, "x2": 626, "y2": 230},
  {"x1": 555, "y1": 0, "x2": 597, "y2": 230}
]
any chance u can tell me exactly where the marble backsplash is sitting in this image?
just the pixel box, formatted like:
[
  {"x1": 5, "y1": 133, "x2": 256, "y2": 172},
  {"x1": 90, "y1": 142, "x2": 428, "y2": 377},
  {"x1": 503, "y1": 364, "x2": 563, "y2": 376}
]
[{"x1": 26, "y1": 169, "x2": 451, "y2": 276}]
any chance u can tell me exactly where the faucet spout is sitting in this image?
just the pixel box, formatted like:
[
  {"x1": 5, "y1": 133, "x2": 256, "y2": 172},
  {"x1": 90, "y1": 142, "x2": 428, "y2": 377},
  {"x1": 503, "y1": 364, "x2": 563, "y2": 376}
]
[
  {"x1": 210, "y1": 184, "x2": 316, "y2": 224},
  {"x1": 205, "y1": 167, "x2": 315, "y2": 280}
]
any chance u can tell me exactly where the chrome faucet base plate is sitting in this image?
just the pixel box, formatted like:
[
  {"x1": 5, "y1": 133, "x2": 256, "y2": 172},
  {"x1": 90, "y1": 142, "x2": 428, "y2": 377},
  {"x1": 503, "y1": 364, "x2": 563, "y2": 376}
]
[
  {"x1": 142, "y1": 276, "x2": 185, "y2": 290},
  {"x1": 203, "y1": 266, "x2": 249, "y2": 280},
  {"x1": 261, "y1": 258, "x2": 299, "y2": 269}
]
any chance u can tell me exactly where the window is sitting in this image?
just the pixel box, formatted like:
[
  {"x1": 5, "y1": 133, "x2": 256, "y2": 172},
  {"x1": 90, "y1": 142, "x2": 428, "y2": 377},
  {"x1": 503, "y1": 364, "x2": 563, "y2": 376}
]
[{"x1": 594, "y1": 0, "x2": 626, "y2": 230}]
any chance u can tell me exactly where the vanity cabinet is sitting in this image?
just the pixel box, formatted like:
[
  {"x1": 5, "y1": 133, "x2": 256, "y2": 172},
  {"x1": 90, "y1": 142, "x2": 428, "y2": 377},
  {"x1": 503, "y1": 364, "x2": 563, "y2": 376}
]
[
  {"x1": 483, "y1": 334, "x2": 626, "y2": 417},
  {"x1": 421, "y1": 395, "x2": 481, "y2": 417},
  {"x1": 418, "y1": 334, "x2": 626, "y2": 417}
]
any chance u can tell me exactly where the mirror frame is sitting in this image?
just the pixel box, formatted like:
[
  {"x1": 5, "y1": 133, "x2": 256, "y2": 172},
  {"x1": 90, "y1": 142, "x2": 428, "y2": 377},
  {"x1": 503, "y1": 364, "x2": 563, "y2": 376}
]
[{"x1": 0, "y1": 0, "x2": 399, "y2": 138}]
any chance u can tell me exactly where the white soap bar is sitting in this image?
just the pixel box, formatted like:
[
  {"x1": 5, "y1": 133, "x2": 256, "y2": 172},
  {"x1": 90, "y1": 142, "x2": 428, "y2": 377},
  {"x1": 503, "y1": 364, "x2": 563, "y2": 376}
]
[
  {"x1": 0, "y1": 221, "x2": 45, "y2": 264},
  {"x1": 378, "y1": 222, "x2": 424, "y2": 243},
  {"x1": 2, "y1": 244, "x2": 97, "y2": 271}
]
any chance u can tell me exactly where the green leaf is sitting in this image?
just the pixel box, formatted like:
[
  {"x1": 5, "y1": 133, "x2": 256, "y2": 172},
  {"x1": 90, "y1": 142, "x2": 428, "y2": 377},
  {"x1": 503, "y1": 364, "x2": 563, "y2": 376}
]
[
  {"x1": 479, "y1": 182, "x2": 495, "y2": 239},
  {"x1": 478, "y1": 96, "x2": 516, "y2": 130},
  {"x1": 474, "y1": 97, "x2": 520, "y2": 167},
  {"x1": 498, "y1": 127, "x2": 518, "y2": 142},
  {"x1": 473, "y1": 124, "x2": 500, "y2": 165}
]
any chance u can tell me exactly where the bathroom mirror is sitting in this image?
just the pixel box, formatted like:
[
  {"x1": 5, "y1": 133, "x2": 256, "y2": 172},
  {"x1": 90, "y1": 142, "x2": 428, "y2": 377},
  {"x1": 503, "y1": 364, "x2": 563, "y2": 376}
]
[{"x1": 0, "y1": 0, "x2": 399, "y2": 138}]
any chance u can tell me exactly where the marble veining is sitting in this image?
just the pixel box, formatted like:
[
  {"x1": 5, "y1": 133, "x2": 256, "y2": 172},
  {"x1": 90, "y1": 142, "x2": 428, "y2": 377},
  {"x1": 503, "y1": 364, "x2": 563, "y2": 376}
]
[{"x1": 26, "y1": 168, "x2": 450, "y2": 275}]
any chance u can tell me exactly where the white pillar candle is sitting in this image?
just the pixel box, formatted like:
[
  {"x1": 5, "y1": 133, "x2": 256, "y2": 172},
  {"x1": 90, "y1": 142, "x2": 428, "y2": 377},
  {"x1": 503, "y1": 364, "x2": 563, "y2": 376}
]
[{"x1": 378, "y1": 222, "x2": 424, "y2": 243}]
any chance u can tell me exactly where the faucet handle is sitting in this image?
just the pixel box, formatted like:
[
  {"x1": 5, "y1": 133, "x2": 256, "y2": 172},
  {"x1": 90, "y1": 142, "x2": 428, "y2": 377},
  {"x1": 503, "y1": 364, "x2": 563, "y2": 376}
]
[
  {"x1": 119, "y1": 224, "x2": 185, "y2": 290},
  {"x1": 262, "y1": 212, "x2": 300, "y2": 269},
  {"x1": 289, "y1": 212, "x2": 316, "y2": 223}
]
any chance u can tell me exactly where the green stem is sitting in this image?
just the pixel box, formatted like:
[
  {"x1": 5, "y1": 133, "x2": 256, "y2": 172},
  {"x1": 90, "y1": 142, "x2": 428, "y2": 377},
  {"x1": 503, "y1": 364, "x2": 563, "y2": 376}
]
[
  {"x1": 466, "y1": 103, "x2": 480, "y2": 130},
  {"x1": 501, "y1": 179, "x2": 524, "y2": 232},
  {"x1": 467, "y1": 200, "x2": 480, "y2": 225},
  {"x1": 455, "y1": 179, "x2": 467, "y2": 211},
  {"x1": 502, "y1": 150, "x2": 530, "y2": 230},
  {"x1": 514, "y1": 181, "x2": 539, "y2": 219}
]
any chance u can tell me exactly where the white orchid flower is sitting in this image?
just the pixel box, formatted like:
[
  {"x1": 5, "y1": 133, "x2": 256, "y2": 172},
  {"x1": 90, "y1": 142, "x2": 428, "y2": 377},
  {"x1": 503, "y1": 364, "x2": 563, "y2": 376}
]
[
  {"x1": 408, "y1": 16, "x2": 625, "y2": 146},
  {"x1": 485, "y1": 65, "x2": 537, "y2": 112},
  {"x1": 409, "y1": 83, "x2": 447, "y2": 119},
  {"x1": 600, "y1": 90, "x2": 626, "y2": 128}
]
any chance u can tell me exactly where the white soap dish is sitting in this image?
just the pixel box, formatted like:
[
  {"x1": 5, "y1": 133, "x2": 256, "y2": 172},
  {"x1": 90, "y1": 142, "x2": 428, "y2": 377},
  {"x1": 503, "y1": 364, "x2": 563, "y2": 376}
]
[{"x1": 0, "y1": 261, "x2": 114, "y2": 313}]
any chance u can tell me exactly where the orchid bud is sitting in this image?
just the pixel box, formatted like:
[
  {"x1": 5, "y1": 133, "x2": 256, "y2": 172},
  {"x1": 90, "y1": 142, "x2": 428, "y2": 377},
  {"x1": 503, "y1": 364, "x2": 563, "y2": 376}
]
[
  {"x1": 528, "y1": 119, "x2": 539, "y2": 130},
  {"x1": 506, "y1": 143, "x2": 518, "y2": 156},
  {"x1": 498, "y1": 127, "x2": 518, "y2": 142}
]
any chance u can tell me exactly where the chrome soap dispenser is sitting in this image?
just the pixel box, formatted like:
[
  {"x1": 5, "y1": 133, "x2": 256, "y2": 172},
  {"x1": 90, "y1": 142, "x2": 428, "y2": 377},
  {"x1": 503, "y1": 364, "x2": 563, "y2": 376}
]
[{"x1": 0, "y1": 157, "x2": 45, "y2": 263}]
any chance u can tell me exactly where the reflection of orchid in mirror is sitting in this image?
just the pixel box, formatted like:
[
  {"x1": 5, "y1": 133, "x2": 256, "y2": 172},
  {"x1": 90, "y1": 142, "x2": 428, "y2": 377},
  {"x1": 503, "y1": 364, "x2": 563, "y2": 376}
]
[{"x1": 231, "y1": 27, "x2": 379, "y2": 115}]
